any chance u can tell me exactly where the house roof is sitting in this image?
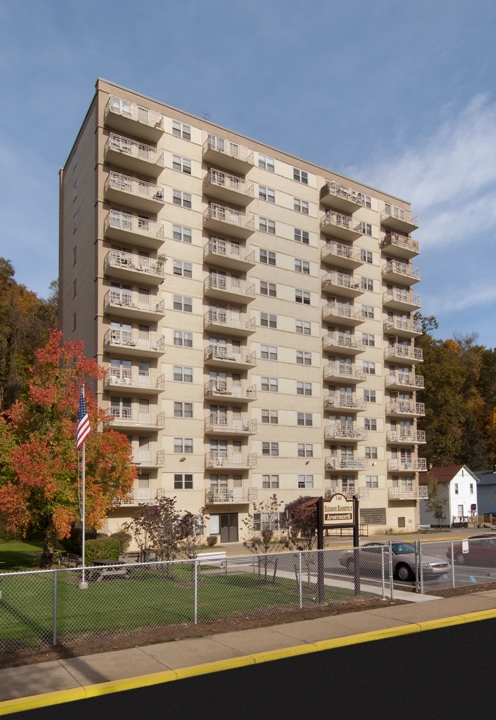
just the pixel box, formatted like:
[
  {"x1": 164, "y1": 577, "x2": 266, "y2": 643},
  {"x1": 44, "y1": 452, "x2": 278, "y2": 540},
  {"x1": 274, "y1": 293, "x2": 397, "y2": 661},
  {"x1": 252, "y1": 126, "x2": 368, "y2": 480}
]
[
  {"x1": 474, "y1": 470, "x2": 496, "y2": 486},
  {"x1": 419, "y1": 464, "x2": 480, "y2": 485}
]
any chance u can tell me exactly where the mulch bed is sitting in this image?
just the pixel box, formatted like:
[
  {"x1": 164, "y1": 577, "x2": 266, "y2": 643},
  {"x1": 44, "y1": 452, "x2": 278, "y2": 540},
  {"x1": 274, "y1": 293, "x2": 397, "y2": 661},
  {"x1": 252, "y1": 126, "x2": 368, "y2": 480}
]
[{"x1": 428, "y1": 579, "x2": 496, "y2": 598}]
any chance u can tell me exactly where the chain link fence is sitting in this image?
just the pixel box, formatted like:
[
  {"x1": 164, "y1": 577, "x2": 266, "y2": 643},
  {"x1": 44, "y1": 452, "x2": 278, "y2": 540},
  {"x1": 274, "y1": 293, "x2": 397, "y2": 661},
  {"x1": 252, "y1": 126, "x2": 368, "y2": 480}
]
[{"x1": 415, "y1": 537, "x2": 496, "y2": 592}]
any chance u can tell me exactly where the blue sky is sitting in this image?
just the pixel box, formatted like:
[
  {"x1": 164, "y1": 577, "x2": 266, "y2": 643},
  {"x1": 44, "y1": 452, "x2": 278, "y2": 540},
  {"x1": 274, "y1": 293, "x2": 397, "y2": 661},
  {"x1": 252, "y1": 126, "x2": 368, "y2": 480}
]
[{"x1": 0, "y1": 0, "x2": 495, "y2": 346}]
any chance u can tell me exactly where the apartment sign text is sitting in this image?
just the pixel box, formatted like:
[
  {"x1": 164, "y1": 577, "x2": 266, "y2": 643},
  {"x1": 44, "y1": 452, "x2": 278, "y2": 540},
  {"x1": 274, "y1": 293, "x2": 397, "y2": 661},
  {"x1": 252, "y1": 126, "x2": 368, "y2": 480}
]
[{"x1": 322, "y1": 494, "x2": 355, "y2": 528}]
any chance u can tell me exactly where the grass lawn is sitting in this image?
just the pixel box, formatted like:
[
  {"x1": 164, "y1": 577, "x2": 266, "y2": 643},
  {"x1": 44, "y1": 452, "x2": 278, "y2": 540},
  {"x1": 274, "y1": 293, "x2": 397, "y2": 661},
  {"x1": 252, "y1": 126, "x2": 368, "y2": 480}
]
[
  {"x1": 0, "y1": 564, "x2": 369, "y2": 652},
  {"x1": 0, "y1": 541, "x2": 43, "y2": 572}
]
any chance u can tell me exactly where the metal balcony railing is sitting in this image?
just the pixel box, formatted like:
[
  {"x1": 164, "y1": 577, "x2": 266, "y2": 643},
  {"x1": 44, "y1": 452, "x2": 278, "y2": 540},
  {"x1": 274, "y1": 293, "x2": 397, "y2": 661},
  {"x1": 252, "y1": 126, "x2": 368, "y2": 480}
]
[
  {"x1": 104, "y1": 251, "x2": 165, "y2": 279},
  {"x1": 105, "y1": 211, "x2": 164, "y2": 241},
  {"x1": 104, "y1": 370, "x2": 165, "y2": 391},
  {"x1": 205, "y1": 416, "x2": 257, "y2": 434},
  {"x1": 388, "y1": 486, "x2": 428, "y2": 501},
  {"x1": 324, "y1": 425, "x2": 367, "y2": 441},
  {"x1": 105, "y1": 134, "x2": 164, "y2": 168},
  {"x1": 205, "y1": 453, "x2": 257, "y2": 469},
  {"x1": 104, "y1": 329, "x2": 165, "y2": 353},
  {"x1": 204, "y1": 169, "x2": 254, "y2": 197},
  {"x1": 108, "y1": 410, "x2": 166, "y2": 428},
  {"x1": 321, "y1": 242, "x2": 362, "y2": 265},
  {"x1": 204, "y1": 239, "x2": 255, "y2": 265},
  {"x1": 381, "y1": 232, "x2": 420, "y2": 255},
  {"x1": 204, "y1": 345, "x2": 256, "y2": 367},
  {"x1": 385, "y1": 373, "x2": 425, "y2": 389},
  {"x1": 321, "y1": 272, "x2": 361, "y2": 292},
  {"x1": 105, "y1": 96, "x2": 165, "y2": 133},
  {"x1": 321, "y1": 181, "x2": 366, "y2": 207},
  {"x1": 104, "y1": 290, "x2": 164, "y2": 315},
  {"x1": 136, "y1": 450, "x2": 165, "y2": 467},
  {"x1": 387, "y1": 459, "x2": 427, "y2": 472},
  {"x1": 204, "y1": 276, "x2": 255, "y2": 298},
  {"x1": 381, "y1": 205, "x2": 419, "y2": 228},
  {"x1": 383, "y1": 318, "x2": 422, "y2": 334},
  {"x1": 324, "y1": 394, "x2": 367, "y2": 411},
  {"x1": 323, "y1": 333, "x2": 364, "y2": 352},
  {"x1": 385, "y1": 345, "x2": 423, "y2": 362},
  {"x1": 325, "y1": 486, "x2": 369, "y2": 501},
  {"x1": 203, "y1": 135, "x2": 254, "y2": 165},
  {"x1": 204, "y1": 204, "x2": 255, "y2": 231},
  {"x1": 204, "y1": 309, "x2": 255, "y2": 333},
  {"x1": 205, "y1": 488, "x2": 258, "y2": 504},
  {"x1": 326, "y1": 457, "x2": 367, "y2": 471},
  {"x1": 323, "y1": 363, "x2": 366, "y2": 382},
  {"x1": 382, "y1": 261, "x2": 421, "y2": 281},
  {"x1": 120, "y1": 488, "x2": 166, "y2": 506},
  {"x1": 386, "y1": 401, "x2": 426, "y2": 416},
  {"x1": 105, "y1": 172, "x2": 165, "y2": 203},
  {"x1": 204, "y1": 380, "x2": 257, "y2": 401},
  {"x1": 383, "y1": 289, "x2": 422, "y2": 307},
  {"x1": 322, "y1": 303, "x2": 363, "y2": 323},
  {"x1": 321, "y1": 211, "x2": 362, "y2": 235},
  {"x1": 387, "y1": 430, "x2": 426, "y2": 444}
]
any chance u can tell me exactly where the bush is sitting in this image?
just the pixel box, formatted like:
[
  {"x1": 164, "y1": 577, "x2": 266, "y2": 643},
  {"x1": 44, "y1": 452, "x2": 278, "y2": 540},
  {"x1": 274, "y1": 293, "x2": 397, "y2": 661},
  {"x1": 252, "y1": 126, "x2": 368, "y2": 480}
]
[
  {"x1": 110, "y1": 530, "x2": 132, "y2": 552},
  {"x1": 85, "y1": 537, "x2": 121, "y2": 564},
  {"x1": 206, "y1": 536, "x2": 218, "y2": 547}
]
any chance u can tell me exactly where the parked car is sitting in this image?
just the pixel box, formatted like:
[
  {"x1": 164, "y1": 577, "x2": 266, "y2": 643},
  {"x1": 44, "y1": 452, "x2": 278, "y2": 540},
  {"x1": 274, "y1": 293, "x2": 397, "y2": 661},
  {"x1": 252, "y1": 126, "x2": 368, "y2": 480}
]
[
  {"x1": 447, "y1": 534, "x2": 496, "y2": 566},
  {"x1": 339, "y1": 542, "x2": 451, "y2": 581}
]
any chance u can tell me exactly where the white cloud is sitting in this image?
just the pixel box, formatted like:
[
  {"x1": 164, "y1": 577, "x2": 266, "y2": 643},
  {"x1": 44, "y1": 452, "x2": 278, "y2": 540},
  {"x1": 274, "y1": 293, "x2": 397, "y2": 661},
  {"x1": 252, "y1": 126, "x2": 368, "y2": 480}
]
[{"x1": 426, "y1": 282, "x2": 496, "y2": 314}]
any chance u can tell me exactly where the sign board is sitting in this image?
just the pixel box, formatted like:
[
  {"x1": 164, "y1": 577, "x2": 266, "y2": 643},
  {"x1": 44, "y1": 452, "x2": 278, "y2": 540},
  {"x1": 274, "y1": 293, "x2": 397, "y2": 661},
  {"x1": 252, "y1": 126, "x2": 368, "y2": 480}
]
[
  {"x1": 462, "y1": 540, "x2": 469, "y2": 554},
  {"x1": 322, "y1": 493, "x2": 355, "y2": 528}
]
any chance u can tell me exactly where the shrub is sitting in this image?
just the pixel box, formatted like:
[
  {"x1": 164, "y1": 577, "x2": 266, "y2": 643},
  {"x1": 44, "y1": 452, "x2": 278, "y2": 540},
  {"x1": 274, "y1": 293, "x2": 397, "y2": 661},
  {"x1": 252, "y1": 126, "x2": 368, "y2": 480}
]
[
  {"x1": 110, "y1": 530, "x2": 132, "y2": 552},
  {"x1": 206, "y1": 536, "x2": 218, "y2": 547},
  {"x1": 85, "y1": 537, "x2": 121, "y2": 564}
]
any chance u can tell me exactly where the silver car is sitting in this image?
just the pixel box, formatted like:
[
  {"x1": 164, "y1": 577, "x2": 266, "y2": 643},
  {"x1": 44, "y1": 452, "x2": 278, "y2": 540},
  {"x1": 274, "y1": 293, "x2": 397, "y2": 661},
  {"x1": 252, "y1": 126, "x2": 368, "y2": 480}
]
[{"x1": 339, "y1": 542, "x2": 451, "y2": 581}]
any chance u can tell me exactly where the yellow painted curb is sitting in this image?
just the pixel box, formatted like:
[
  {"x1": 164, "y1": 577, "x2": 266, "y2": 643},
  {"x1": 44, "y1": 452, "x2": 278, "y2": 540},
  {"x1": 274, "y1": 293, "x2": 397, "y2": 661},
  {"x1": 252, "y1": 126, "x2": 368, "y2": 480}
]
[
  {"x1": 314, "y1": 623, "x2": 419, "y2": 651},
  {"x1": 174, "y1": 655, "x2": 255, "y2": 680},
  {"x1": 417, "y1": 616, "x2": 466, "y2": 632},
  {"x1": 459, "y1": 608, "x2": 496, "y2": 623},
  {"x1": 84, "y1": 669, "x2": 178, "y2": 698},
  {"x1": 251, "y1": 643, "x2": 318, "y2": 664},
  {"x1": 0, "y1": 688, "x2": 86, "y2": 717}
]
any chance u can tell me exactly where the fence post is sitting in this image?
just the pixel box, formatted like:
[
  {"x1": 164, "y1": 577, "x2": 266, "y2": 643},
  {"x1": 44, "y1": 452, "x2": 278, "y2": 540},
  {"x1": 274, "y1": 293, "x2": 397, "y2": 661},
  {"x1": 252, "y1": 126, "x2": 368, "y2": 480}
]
[
  {"x1": 414, "y1": 540, "x2": 420, "y2": 593},
  {"x1": 52, "y1": 570, "x2": 58, "y2": 646},
  {"x1": 451, "y1": 542, "x2": 455, "y2": 589},
  {"x1": 298, "y1": 552, "x2": 303, "y2": 609},
  {"x1": 419, "y1": 540, "x2": 424, "y2": 594},
  {"x1": 389, "y1": 541, "x2": 394, "y2": 599},
  {"x1": 194, "y1": 559, "x2": 198, "y2": 625},
  {"x1": 381, "y1": 547, "x2": 386, "y2": 600}
]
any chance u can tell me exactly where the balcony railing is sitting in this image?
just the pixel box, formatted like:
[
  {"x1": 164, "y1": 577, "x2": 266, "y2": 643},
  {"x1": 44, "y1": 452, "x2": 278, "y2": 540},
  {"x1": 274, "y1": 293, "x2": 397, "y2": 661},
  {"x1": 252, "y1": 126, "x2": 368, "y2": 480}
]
[
  {"x1": 204, "y1": 345, "x2": 256, "y2": 367},
  {"x1": 321, "y1": 272, "x2": 362, "y2": 295},
  {"x1": 105, "y1": 96, "x2": 165, "y2": 138},
  {"x1": 104, "y1": 251, "x2": 165, "y2": 280},
  {"x1": 383, "y1": 318, "x2": 422, "y2": 335},
  {"x1": 205, "y1": 380, "x2": 257, "y2": 401},
  {"x1": 203, "y1": 135, "x2": 254, "y2": 170},
  {"x1": 204, "y1": 239, "x2": 255, "y2": 267},
  {"x1": 387, "y1": 459, "x2": 427, "y2": 472},
  {"x1": 104, "y1": 290, "x2": 164, "y2": 317},
  {"x1": 325, "y1": 486, "x2": 369, "y2": 501},
  {"x1": 203, "y1": 169, "x2": 254, "y2": 204},
  {"x1": 381, "y1": 205, "x2": 419, "y2": 231},
  {"x1": 204, "y1": 309, "x2": 256, "y2": 335},
  {"x1": 104, "y1": 211, "x2": 164, "y2": 249},
  {"x1": 381, "y1": 232, "x2": 420, "y2": 257},
  {"x1": 324, "y1": 394, "x2": 367, "y2": 411},
  {"x1": 120, "y1": 488, "x2": 166, "y2": 506},
  {"x1": 321, "y1": 241, "x2": 362, "y2": 266},
  {"x1": 204, "y1": 276, "x2": 255, "y2": 300},
  {"x1": 382, "y1": 261, "x2": 421, "y2": 283},
  {"x1": 385, "y1": 345, "x2": 423, "y2": 362},
  {"x1": 108, "y1": 410, "x2": 166, "y2": 428},
  {"x1": 325, "y1": 425, "x2": 368, "y2": 441},
  {"x1": 387, "y1": 430, "x2": 426, "y2": 444},
  {"x1": 104, "y1": 370, "x2": 165, "y2": 391},
  {"x1": 205, "y1": 416, "x2": 257, "y2": 434},
  {"x1": 322, "y1": 303, "x2": 363, "y2": 324},
  {"x1": 104, "y1": 134, "x2": 164, "y2": 176},
  {"x1": 383, "y1": 289, "x2": 422, "y2": 308},
  {"x1": 388, "y1": 486, "x2": 428, "y2": 501},
  {"x1": 104, "y1": 329, "x2": 165, "y2": 354},
  {"x1": 323, "y1": 363, "x2": 366, "y2": 382},
  {"x1": 136, "y1": 450, "x2": 165, "y2": 467},
  {"x1": 205, "y1": 488, "x2": 258, "y2": 504},
  {"x1": 204, "y1": 204, "x2": 255, "y2": 237},
  {"x1": 326, "y1": 457, "x2": 367, "y2": 471},
  {"x1": 386, "y1": 401, "x2": 426, "y2": 416},
  {"x1": 105, "y1": 172, "x2": 165, "y2": 206},
  {"x1": 320, "y1": 181, "x2": 366, "y2": 211},
  {"x1": 205, "y1": 453, "x2": 258, "y2": 469},
  {"x1": 385, "y1": 372, "x2": 425, "y2": 389},
  {"x1": 323, "y1": 333, "x2": 364, "y2": 353},
  {"x1": 320, "y1": 211, "x2": 362, "y2": 238}
]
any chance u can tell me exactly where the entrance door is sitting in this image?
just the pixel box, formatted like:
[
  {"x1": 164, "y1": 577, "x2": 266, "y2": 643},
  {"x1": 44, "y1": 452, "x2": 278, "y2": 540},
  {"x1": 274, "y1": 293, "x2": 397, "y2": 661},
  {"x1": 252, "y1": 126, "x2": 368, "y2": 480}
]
[{"x1": 220, "y1": 513, "x2": 238, "y2": 542}]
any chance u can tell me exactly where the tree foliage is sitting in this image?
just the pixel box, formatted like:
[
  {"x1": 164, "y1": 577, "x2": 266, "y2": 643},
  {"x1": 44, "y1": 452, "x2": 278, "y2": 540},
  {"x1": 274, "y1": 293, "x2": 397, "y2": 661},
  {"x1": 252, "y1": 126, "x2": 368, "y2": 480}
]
[{"x1": 425, "y1": 477, "x2": 449, "y2": 528}]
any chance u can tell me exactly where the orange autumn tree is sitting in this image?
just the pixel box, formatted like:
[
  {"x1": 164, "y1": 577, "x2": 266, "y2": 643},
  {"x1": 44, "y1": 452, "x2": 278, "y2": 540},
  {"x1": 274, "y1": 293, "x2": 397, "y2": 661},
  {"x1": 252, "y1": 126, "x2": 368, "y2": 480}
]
[{"x1": 0, "y1": 330, "x2": 136, "y2": 568}]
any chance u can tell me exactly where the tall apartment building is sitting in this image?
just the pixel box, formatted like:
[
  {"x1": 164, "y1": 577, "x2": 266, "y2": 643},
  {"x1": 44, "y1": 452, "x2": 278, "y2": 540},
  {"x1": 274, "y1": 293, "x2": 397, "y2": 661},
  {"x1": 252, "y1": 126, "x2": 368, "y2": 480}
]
[{"x1": 59, "y1": 78, "x2": 425, "y2": 542}]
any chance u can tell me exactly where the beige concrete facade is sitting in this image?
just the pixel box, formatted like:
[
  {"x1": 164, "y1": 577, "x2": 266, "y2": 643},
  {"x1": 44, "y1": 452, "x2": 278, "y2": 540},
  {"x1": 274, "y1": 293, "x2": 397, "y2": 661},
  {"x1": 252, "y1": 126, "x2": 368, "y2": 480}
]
[{"x1": 59, "y1": 78, "x2": 425, "y2": 542}]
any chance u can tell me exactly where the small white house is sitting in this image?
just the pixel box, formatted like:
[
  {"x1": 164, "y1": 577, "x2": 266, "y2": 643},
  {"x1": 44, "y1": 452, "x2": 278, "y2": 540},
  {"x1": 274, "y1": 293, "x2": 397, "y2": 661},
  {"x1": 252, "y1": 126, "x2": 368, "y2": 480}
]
[{"x1": 419, "y1": 465, "x2": 479, "y2": 527}]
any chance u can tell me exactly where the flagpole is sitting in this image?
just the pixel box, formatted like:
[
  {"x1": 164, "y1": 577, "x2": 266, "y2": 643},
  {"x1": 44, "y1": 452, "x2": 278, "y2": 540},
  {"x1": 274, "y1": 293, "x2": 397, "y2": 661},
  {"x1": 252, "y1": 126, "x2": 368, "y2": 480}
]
[{"x1": 79, "y1": 384, "x2": 88, "y2": 590}]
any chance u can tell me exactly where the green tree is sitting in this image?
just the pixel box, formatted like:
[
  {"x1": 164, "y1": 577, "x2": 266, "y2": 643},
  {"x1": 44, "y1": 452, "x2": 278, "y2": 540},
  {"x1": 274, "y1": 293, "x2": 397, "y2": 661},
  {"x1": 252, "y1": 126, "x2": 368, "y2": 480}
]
[{"x1": 425, "y1": 477, "x2": 449, "y2": 528}]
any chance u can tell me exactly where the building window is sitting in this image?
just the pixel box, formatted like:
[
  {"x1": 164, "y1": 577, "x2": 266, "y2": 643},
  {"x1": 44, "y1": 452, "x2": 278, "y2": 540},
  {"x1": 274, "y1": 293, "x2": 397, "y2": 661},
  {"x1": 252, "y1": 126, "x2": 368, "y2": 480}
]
[
  {"x1": 172, "y1": 155, "x2": 192, "y2": 174},
  {"x1": 261, "y1": 312, "x2": 277, "y2": 328},
  {"x1": 362, "y1": 333, "x2": 375, "y2": 347},
  {"x1": 296, "y1": 350, "x2": 311, "y2": 365},
  {"x1": 174, "y1": 473, "x2": 193, "y2": 489},
  {"x1": 172, "y1": 120, "x2": 191, "y2": 140},
  {"x1": 361, "y1": 277, "x2": 373, "y2": 291},
  {"x1": 361, "y1": 249, "x2": 373, "y2": 264},
  {"x1": 360, "y1": 222, "x2": 372, "y2": 236},
  {"x1": 293, "y1": 168, "x2": 308, "y2": 184},
  {"x1": 361, "y1": 305, "x2": 374, "y2": 319},
  {"x1": 72, "y1": 312, "x2": 77, "y2": 331},
  {"x1": 173, "y1": 295, "x2": 193, "y2": 312},
  {"x1": 295, "y1": 259, "x2": 310, "y2": 274},
  {"x1": 73, "y1": 279, "x2": 77, "y2": 298},
  {"x1": 173, "y1": 260, "x2": 192, "y2": 278},
  {"x1": 364, "y1": 390, "x2": 376, "y2": 403},
  {"x1": 174, "y1": 366, "x2": 193, "y2": 382},
  {"x1": 298, "y1": 475, "x2": 314, "y2": 489},
  {"x1": 259, "y1": 217, "x2": 276, "y2": 234},
  {"x1": 259, "y1": 186, "x2": 275, "y2": 203},
  {"x1": 262, "y1": 409, "x2": 278, "y2": 424},
  {"x1": 298, "y1": 444, "x2": 313, "y2": 457},
  {"x1": 358, "y1": 193, "x2": 372, "y2": 209},
  {"x1": 174, "y1": 331, "x2": 193, "y2": 347},
  {"x1": 263, "y1": 475, "x2": 279, "y2": 488},
  {"x1": 258, "y1": 154, "x2": 275, "y2": 172},
  {"x1": 261, "y1": 377, "x2": 278, "y2": 392},
  {"x1": 174, "y1": 438, "x2": 193, "y2": 454},
  {"x1": 297, "y1": 412, "x2": 313, "y2": 426},
  {"x1": 296, "y1": 320, "x2": 311, "y2": 335},
  {"x1": 261, "y1": 345, "x2": 278, "y2": 360},
  {"x1": 297, "y1": 381, "x2": 312, "y2": 396},
  {"x1": 172, "y1": 190, "x2": 192, "y2": 208},
  {"x1": 365, "y1": 447, "x2": 378, "y2": 459},
  {"x1": 294, "y1": 198, "x2": 309, "y2": 214},
  {"x1": 364, "y1": 418, "x2": 377, "y2": 431},
  {"x1": 362, "y1": 361, "x2": 376, "y2": 375},
  {"x1": 174, "y1": 402, "x2": 193, "y2": 418},
  {"x1": 294, "y1": 228, "x2": 309, "y2": 245},
  {"x1": 260, "y1": 249, "x2": 276, "y2": 265},
  {"x1": 73, "y1": 245, "x2": 77, "y2": 265},
  {"x1": 470, "y1": 483, "x2": 474, "y2": 494},
  {"x1": 262, "y1": 442, "x2": 279, "y2": 457},
  {"x1": 366, "y1": 475, "x2": 379, "y2": 488},
  {"x1": 173, "y1": 225, "x2": 192, "y2": 243},
  {"x1": 295, "y1": 289, "x2": 310, "y2": 305},
  {"x1": 454, "y1": 483, "x2": 459, "y2": 494},
  {"x1": 260, "y1": 281, "x2": 277, "y2": 297}
]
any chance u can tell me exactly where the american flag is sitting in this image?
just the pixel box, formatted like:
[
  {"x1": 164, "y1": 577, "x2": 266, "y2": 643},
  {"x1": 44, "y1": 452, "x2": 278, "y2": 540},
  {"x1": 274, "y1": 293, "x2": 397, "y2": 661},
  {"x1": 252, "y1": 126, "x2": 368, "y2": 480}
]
[{"x1": 76, "y1": 390, "x2": 91, "y2": 450}]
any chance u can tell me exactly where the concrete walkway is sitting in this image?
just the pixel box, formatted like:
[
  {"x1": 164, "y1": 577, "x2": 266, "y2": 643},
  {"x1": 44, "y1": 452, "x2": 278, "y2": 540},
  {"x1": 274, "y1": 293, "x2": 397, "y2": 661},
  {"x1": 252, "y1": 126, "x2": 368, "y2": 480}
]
[{"x1": 1, "y1": 589, "x2": 496, "y2": 713}]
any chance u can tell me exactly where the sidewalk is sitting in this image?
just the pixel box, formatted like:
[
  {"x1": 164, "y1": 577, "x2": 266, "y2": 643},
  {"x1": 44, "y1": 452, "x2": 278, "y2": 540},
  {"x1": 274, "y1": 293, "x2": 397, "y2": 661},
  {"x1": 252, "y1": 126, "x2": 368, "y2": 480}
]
[{"x1": 1, "y1": 589, "x2": 496, "y2": 715}]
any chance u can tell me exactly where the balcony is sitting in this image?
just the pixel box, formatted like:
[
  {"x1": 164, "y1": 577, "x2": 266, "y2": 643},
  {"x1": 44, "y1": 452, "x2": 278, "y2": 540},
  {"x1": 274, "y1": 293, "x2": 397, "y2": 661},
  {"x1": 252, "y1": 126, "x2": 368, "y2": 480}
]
[
  {"x1": 324, "y1": 425, "x2": 367, "y2": 442},
  {"x1": 321, "y1": 242, "x2": 362, "y2": 270},
  {"x1": 381, "y1": 205, "x2": 419, "y2": 234},
  {"x1": 104, "y1": 290, "x2": 165, "y2": 322},
  {"x1": 323, "y1": 363, "x2": 366, "y2": 384},
  {"x1": 385, "y1": 345, "x2": 423, "y2": 364},
  {"x1": 204, "y1": 380, "x2": 257, "y2": 403},
  {"x1": 381, "y1": 232, "x2": 420, "y2": 260},
  {"x1": 104, "y1": 96, "x2": 165, "y2": 142},
  {"x1": 388, "y1": 486, "x2": 428, "y2": 501},
  {"x1": 203, "y1": 204, "x2": 255, "y2": 240},
  {"x1": 104, "y1": 134, "x2": 164, "y2": 178},
  {"x1": 104, "y1": 251, "x2": 165, "y2": 286},
  {"x1": 104, "y1": 369, "x2": 165, "y2": 395},
  {"x1": 386, "y1": 401, "x2": 426, "y2": 418},
  {"x1": 324, "y1": 394, "x2": 367, "y2": 412},
  {"x1": 108, "y1": 410, "x2": 166, "y2": 432},
  {"x1": 383, "y1": 289, "x2": 421, "y2": 312},
  {"x1": 204, "y1": 309, "x2": 256, "y2": 337},
  {"x1": 322, "y1": 303, "x2": 364, "y2": 327},
  {"x1": 205, "y1": 416, "x2": 257, "y2": 435},
  {"x1": 326, "y1": 457, "x2": 367, "y2": 471},
  {"x1": 104, "y1": 172, "x2": 165, "y2": 214},
  {"x1": 205, "y1": 453, "x2": 257, "y2": 470},
  {"x1": 204, "y1": 276, "x2": 255, "y2": 304},
  {"x1": 387, "y1": 430, "x2": 426, "y2": 444},
  {"x1": 104, "y1": 211, "x2": 164, "y2": 251},
  {"x1": 120, "y1": 487, "x2": 166, "y2": 506},
  {"x1": 387, "y1": 459, "x2": 427, "y2": 472},
  {"x1": 320, "y1": 181, "x2": 366, "y2": 213},
  {"x1": 104, "y1": 329, "x2": 165, "y2": 358},
  {"x1": 383, "y1": 317, "x2": 422, "y2": 339},
  {"x1": 135, "y1": 450, "x2": 165, "y2": 468},
  {"x1": 204, "y1": 239, "x2": 256, "y2": 272},
  {"x1": 385, "y1": 372, "x2": 424, "y2": 391},
  {"x1": 321, "y1": 272, "x2": 362, "y2": 298},
  {"x1": 203, "y1": 169, "x2": 254, "y2": 207},
  {"x1": 205, "y1": 488, "x2": 258, "y2": 505},
  {"x1": 320, "y1": 212, "x2": 363, "y2": 241},
  {"x1": 382, "y1": 260, "x2": 421, "y2": 286},
  {"x1": 323, "y1": 333, "x2": 364, "y2": 356},
  {"x1": 203, "y1": 135, "x2": 254, "y2": 174},
  {"x1": 204, "y1": 345, "x2": 256, "y2": 370},
  {"x1": 325, "y1": 486, "x2": 369, "y2": 501}
]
